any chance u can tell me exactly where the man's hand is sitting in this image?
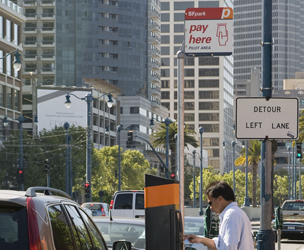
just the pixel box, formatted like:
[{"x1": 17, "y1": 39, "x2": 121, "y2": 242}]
[{"x1": 183, "y1": 234, "x2": 202, "y2": 244}]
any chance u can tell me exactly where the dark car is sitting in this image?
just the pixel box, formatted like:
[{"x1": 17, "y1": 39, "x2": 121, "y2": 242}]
[{"x1": 0, "y1": 187, "x2": 131, "y2": 250}]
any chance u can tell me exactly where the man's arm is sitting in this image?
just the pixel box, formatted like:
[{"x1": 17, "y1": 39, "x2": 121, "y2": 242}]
[{"x1": 183, "y1": 234, "x2": 217, "y2": 250}]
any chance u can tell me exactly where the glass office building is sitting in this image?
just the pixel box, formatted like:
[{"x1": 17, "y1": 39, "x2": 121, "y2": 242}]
[{"x1": 234, "y1": 0, "x2": 304, "y2": 91}]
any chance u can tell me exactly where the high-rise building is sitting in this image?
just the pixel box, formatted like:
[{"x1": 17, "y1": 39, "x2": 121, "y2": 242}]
[
  {"x1": 234, "y1": 0, "x2": 304, "y2": 91},
  {"x1": 0, "y1": 1, "x2": 25, "y2": 136},
  {"x1": 160, "y1": 0, "x2": 234, "y2": 173}
]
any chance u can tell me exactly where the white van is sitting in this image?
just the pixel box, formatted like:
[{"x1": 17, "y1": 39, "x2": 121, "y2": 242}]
[{"x1": 110, "y1": 190, "x2": 145, "y2": 218}]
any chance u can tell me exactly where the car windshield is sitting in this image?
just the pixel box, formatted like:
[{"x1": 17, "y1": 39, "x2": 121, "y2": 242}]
[
  {"x1": 283, "y1": 201, "x2": 304, "y2": 211},
  {"x1": 0, "y1": 204, "x2": 29, "y2": 250},
  {"x1": 83, "y1": 203, "x2": 102, "y2": 211},
  {"x1": 184, "y1": 217, "x2": 205, "y2": 235},
  {"x1": 95, "y1": 220, "x2": 145, "y2": 247}
]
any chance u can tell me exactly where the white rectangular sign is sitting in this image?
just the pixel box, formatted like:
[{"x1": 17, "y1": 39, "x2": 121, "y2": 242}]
[
  {"x1": 184, "y1": 8, "x2": 233, "y2": 56},
  {"x1": 37, "y1": 89, "x2": 88, "y2": 133},
  {"x1": 236, "y1": 97, "x2": 299, "y2": 139}
]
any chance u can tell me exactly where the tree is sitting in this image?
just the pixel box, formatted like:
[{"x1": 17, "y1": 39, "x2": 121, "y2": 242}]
[
  {"x1": 150, "y1": 122, "x2": 198, "y2": 175},
  {"x1": 93, "y1": 146, "x2": 156, "y2": 203},
  {"x1": 273, "y1": 175, "x2": 288, "y2": 206},
  {"x1": 0, "y1": 126, "x2": 87, "y2": 192},
  {"x1": 297, "y1": 109, "x2": 304, "y2": 143},
  {"x1": 234, "y1": 140, "x2": 261, "y2": 207}
]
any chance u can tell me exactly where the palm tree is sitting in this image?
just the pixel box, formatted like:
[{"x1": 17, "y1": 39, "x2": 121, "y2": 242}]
[
  {"x1": 150, "y1": 122, "x2": 198, "y2": 175},
  {"x1": 235, "y1": 140, "x2": 261, "y2": 207},
  {"x1": 297, "y1": 110, "x2": 304, "y2": 143}
]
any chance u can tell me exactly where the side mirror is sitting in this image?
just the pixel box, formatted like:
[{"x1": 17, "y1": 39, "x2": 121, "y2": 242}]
[
  {"x1": 185, "y1": 247, "x2": 197, "y2": 250},
  {"x1": 113, "y1": 241, "x2": 132, "y2": 250}
]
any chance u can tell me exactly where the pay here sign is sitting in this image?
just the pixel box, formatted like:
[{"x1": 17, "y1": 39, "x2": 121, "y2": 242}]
[{"x1": 184, "y1": 8, "x2": 233, "y2": 56}]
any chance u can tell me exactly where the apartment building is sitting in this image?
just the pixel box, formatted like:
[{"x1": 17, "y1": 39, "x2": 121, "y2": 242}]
[
  {"x1": 0, "y1": 0, "x2": 25, "y2": 136},
  {"x1": 160, "y1": 0, "x2": 234, "y2": 173}
]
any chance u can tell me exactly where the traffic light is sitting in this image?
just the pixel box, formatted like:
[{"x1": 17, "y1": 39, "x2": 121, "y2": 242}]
[
  {"x1": 126, "y1": 130, "x2": 133, "y2": 148},
  {"x1": 296, "y1": 143, "x2": 303, "y2": 158},
  {"x1": 45, "y1": 159, "x2": 49, "y2": 173},
  {"x1": 18, "y1": 169, "x2": 24, "y2": 183},
  {"x1": 171, "y1": 173, "x2": 175, "y2": 180},
  {"x1": 84, "y1": 183, "x2": 90, "y2": 198}
]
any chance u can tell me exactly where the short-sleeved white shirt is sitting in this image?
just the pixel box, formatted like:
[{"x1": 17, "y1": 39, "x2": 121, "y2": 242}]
[{"x1": 212, "y1": 202, "x2": 254, "y2": 250}]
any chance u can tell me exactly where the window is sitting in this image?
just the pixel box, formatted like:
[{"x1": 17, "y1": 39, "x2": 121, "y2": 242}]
[
  {"x1": 161, "y1": 91, "x2": 170, "y2": 99},
  {"x1": 65, "y1": 205, "x2": 93, "y2": 249},
  {"x1": 0, "y1": 205, "x2": 28, "y2": 249},
  {"x1": 199, "y1": 113, "x2": 219, "y2": 121},
  {"x1": 14, "y1": 90, "x2": 19, "y2": 111},
  {"x1": 185, "y1": 102, "x2": 194, "y2": 110},
  {"x1": 0, "y1": 16, "x2": 3, "y2": 38},
  {"x1": 6, "y1": 19, "x2": 11, "y2": 41},
  {"x1": 202, "y1": 138, "x2": 219, "y2": 146},
  {"x1": 0, "y1": 50, "x2": 3, "y2": 73},
  {"x1": 135, "y1": 193, "x2": 144, "y2": 209},
  {"x1": 199, "y1": 91, "x2": 219, "y2": 99},
  {"x1": 199, "y1": 57, "x2": 219, "y2": 65},
  {"x1": 130, "y1": 107, "x2": 139, "y2": 114},
  {"x1": 199, "y1": 102, "x2": 219, "y2": 110},
  {"x1": 185, "y1": 80, "x2": 194, "y2": 88},
  {"x1": 161, "y1": 80, "x2": 169, "y2": 88},
  {"x1": 6, "y1": 55, "x2": 11, "y2": 76},
  {"x1": 0, "y1": 85, "x2": 3, "y2": 106},
  {"x1": 185, "y1": 69, "x2": 194, "y2": 77},
  {"x1": 6, "y1": 87, "x2": 12, "y2": 109},
  {"x1": 161, "y1": 13, "x2": 170, "y2": 22},
  {"x1": 184, "y1": 113, "x2": 194, "y2": 121},
  {"x1": 120, "y1": 107, "x2": 123, "y2": 114},
  {"x1": 199, "y1": 80, "x2": 219, "y2": 88},
  {"x1": 174, "y1": 2, "x2": 194, "y2": 10},
  {"x1": 199, "y1": 124, "x2": 219, "y2": 132},
  {"x1": 48, "y1": 205, "x2": 74, "y2": 250},
  {"x1": 114, "y1": 194, "x2": 133, "y2": 209},
  {"x1": 199, "y1": 69, "x2": 219, "y2": 77},
  {"x1": 161, "y1": 102, "x2": 170, "y2": 110},
  {"x1": 184, "y1": 91, "x2": 194, "y2": 99}
]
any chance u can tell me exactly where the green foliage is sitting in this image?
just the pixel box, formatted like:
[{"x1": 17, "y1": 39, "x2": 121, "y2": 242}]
[
  {"x1": 273, "y1": 174, "x2": 288, "y2": 206},
  {"x1": 93, "y1": 146, "x2": 156, "y2": 203},
  {"x1": 189, "y1": 166, "x2": 260, "y2": 207},
  {"x1": 0, "y1": 126, "x2": 87, "y2": 191}
]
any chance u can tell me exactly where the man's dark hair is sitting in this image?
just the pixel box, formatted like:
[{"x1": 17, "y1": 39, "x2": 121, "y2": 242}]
[{"x1": 205, "y1": 181, "x2": 235, "y2": 202}]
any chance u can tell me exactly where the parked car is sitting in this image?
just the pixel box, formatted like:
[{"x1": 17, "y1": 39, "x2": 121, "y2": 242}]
[
  {"x1": 184, "y1": 216, "x2": 207, "y2": 250},
  {"x1": 82, "y1": 202, "x2": 110, "y2": 216},
  {"x1": 0, "y1": 187, "x2": 131, "y2": 250},
  {"x1": 93, "y1": 217, "x2": 145, "y2": 249},
  {"x1": 110, "y1": 190, "x2": 144, "y2": 218}
]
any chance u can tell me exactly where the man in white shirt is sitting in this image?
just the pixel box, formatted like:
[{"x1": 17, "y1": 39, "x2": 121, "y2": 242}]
[{"x1": 183, "y1": 181, "x2": 254, "y2": 250}]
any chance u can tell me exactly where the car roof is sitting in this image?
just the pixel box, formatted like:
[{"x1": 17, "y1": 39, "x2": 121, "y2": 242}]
[
  {"x1": 92, "y1": 217, "x2": 145, "y2": 225},
  {"x1": 0, "y1": 188, "x2": 75, "y2": 206}
]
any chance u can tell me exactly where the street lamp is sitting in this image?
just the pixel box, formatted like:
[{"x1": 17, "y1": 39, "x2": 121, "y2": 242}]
[
  {"x1": 150, "y1": 117, "x2": 173, "y2": 176},
  {"x1": 198, "y1": 126, "x2": 204, "y2": 216},
  {"x1": 0, "y1": 49, "x2": 22, "y2": 72},
  {"x1": 192, "y1": 150, "x2": 196, "y2": 208},
  {"x1": 243, "y1": 140, "x2": 250, "y2": 206},
  {"x1": 65, "y1": 92, "x2": 113, "y2": 201},
  {"x1": 231, "y1": 141, "x2": 236, "y2": 194},
  {"x1": 3, "y1": 115, "x2": 38, "y2": 191}
]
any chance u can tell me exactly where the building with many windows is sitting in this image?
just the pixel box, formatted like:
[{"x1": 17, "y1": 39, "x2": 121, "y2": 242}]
[
  {"x1": 234, "y1": 0, "x2": 304, "y2": 91},
  {"x1": 0, "y1": 1, "x2": 25, "y2": 138},
  {"x1": 160, "y1": 0, "x2": 234, "y2": 173}
]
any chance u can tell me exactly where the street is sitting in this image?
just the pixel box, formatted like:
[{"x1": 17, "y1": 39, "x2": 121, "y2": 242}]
[{"x1": 251, "y1": 224, "x2": 304, "y2": 250}]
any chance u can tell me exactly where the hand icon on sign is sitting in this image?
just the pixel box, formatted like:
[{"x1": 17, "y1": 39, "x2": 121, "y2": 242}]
[{"x1": 216, "y1": 24, "x2": 228, "y2": 46}]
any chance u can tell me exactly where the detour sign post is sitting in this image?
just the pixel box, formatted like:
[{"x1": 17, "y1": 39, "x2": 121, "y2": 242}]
[{"x1": 184, "y1": 8, "x2": 233, "y2": 56}]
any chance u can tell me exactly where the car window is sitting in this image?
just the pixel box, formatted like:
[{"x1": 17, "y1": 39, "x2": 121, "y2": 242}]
[
  {"x1": 65, "y1": 205, "x2": 93, "y2": 250},
  {"x1": 135, "y1": 193, "x2": 144, "y2": 209},
  {"x1": 114, "y1": 194, "x2": 133, "y2": 209},
  {"x1": 184, "y1": 218, "x2": 205, "y2": 235},
  {"x1": 48, "y1": 205, "x2": 74, "y2": 250},
  {"x1": 82, "y1": 204, "x2": 102, "y2": 211},
  {"x1": 283, "y1": 201, "x2": 304, "y2": 210},
  {"x1": 0, "y1": 204, "x2": 29, "y2": 250},
  {"x1": 95, "y1": 221, "x2": 145, "y2": 247},
  {"x1": 79, "y1": 209, "x2": 107, "y2": 250}
]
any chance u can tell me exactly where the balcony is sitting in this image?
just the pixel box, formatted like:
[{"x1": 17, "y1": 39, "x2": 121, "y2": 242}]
[
  {"x1": 41, "y1": 54, "x2": 55, "y2": 61},
  {"x1": 41, "y1": 68, "x2": 55, "y2": 74},
  {"x1": 24, "y1": 69, "x2": 37, "y2": 75},
  {"x1": 151, "y1": 23, "x2": 160, "y2": 32},
  {"x1": 151, "y1": 98, "x2": 161, "y2": 107},
  {"x1": 151, "y1": 87, "x2": 161, "y2": 96},
  {"x1": 151, "y1": 62, "x2": 160, "y2": 70},
  {"x1": 25, "y1": 13, "x2": 37, "y2": 20},
  {"x1": 24, "y1": 0, "x2": 37, "y2": 6},
  {"x1": 41, "y1": 13, "x2": 55, "y2": 20},
  {"x1": 24, "y1": 27, "x2": 37, "y2": 34},
  {"x1": 151, "y1": 36, "x2": 160, "y2": 45},
  {"x1": 151, "y1": 49, "x2": 160, "y2": 58},
  {"x1": 41, "y1": 27, "x2": 55, "y2": 34},
  {"x1": 23, "y1": 41, "x2": 37, "y2": 47},
  {"x1": 41, "y1": 41, "x2": 55, "y2": 47},
  {"x1": 40, "y1": 0, "x2": 55, "y2": 6},
  {"x1": 151, "y1": 75, "x2": 160, "y2": 82},
  {"x1": 151, "y1": 10, "x2": 160, "y2": 20},
  {"x1": 23, "y1": 55, "x2": 37, "y2": 61}
]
